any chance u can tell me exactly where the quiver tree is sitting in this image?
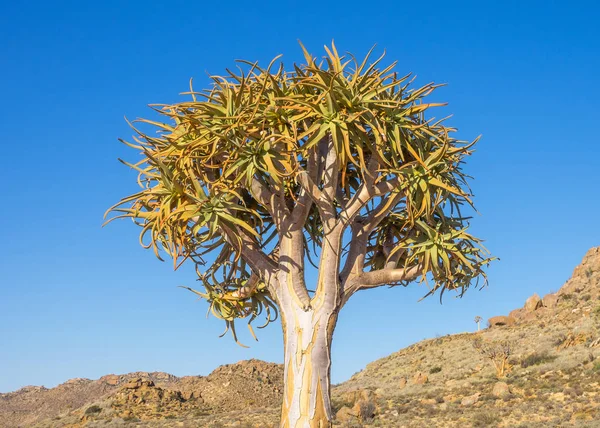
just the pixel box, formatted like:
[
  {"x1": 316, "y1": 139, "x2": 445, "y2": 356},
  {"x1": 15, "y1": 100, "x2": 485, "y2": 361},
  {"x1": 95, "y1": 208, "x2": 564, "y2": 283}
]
[
  {"x1": 106, "y1": 42, "x2": 493, "y2": 427},
  {"x1": 472, "y1": 338, "x2": 512, "y2": 378},
  {"x1": 475, "y1": 315, "x2": 482, "y2": 331}
]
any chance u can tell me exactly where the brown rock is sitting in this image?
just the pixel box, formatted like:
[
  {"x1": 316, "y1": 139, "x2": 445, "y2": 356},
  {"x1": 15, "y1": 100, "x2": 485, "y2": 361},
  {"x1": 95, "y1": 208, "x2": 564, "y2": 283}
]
[
  {"x1": 461, "y1": 392, "x2": 480, "y2": 406},
  {"x1": 122, "y1": 378, "x2": 154, "y2": 390},
  {"x1": 413, "y1": 372, "x2": 428, "y2": 385},
  {"x1": 521, "y1": 312, "x2": 538, "y2": 323},
  {"x1": 492, "y1": 381, "x2": 511, "y2": 398},
  {"x1": 100, "y1": 375, "x2": 120, "y2": 386},
  {"x1": 443, "y1": 394, "x2": 455, "y2": 403},
  {"x1": 525, "y1": 293, "x2": 543, "y2": 312},
  {"x1": 572, "y1": 247, "x2": 600, "y2": 278},
  {"x1": 543, "y1": 293, "x2": 559, "y2": 308},
  {"x1": 335, "y1": 406, "x2": 356, "y2": 423},
  {"x1": 181, "y1": 391, "x2": 195, "y2": 401},
  {"x1": 509, "y1": 308, "x2": 525, "y2": 320},
  {"x1": 398, "y1": 377, "x2": 407, "y2": 389},
  {"x1": 341, "y1": 389, "x2": 375, "y2": 405},
  {"x1": 488, "y1": 316, "x2": 515, "y2": 327},
  {"x1": 359, "y1": 389, "x2": 376, "y2": 402}
]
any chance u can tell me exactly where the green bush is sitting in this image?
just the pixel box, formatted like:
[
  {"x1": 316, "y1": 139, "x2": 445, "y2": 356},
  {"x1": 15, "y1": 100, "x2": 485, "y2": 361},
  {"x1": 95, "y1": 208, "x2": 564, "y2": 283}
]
[
  {"x1": 520, "y1": 351, "x2": 557, "y2": 368},
  {"x1": 429, "y1": 366, "x2": 442, "y2": 374}
]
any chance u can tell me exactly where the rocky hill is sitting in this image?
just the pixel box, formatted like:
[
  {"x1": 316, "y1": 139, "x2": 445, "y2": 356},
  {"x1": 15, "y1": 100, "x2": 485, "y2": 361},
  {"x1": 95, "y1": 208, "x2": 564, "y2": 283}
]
[
  {"x1": 2, "y1": 247, "x2": 599, "y2": 427},
  {"x1": 0, "y1": 360, "x2": 283, "y2": 427}
]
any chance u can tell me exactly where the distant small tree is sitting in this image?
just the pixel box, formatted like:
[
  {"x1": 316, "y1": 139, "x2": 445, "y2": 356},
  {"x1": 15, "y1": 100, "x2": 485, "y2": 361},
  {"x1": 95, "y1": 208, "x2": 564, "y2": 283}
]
[
  {"x1": 472, "y1": 338, "x2": 512, "y2": 378},
  {"x1": 474, "y1": 315, "x2": 482, "y2": 331},
  {"x1": 106, "y1": 42, "x2": 493, "y2": 427}
]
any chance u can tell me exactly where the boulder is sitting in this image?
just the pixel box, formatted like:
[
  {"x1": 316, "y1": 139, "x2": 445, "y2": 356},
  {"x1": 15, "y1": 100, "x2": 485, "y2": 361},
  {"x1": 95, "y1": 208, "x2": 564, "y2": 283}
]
[
  {"x1": 341, "y1": 389, "x2": 376, "y2": 405},
  {"x1": 521, "y1": 312, "x2": 539, "y2": 323},
  {"x1": 461, "y1": 392, "x2": 480, "y2": 406},
  {"x1": 543, "y1": 293, "x2": 559, "y2": 308},
  {"x1": 100, "y1": 375, "x2": 120, "y2": 386},
  {"x1": 181, "y1": 391, "x2": 196, "y2": 401},
  {"x1": 488, "y1": 316, "x2": 515, "y2": 327},
  {"x1": 335, "y1": 406, "x2": 356, "y2": 423},
  {"x1": 525, "y1": 293, "x2": 543, "y2": 312},
  {"x1": 412, "y1": 372, "x2": 428, "y2": 385},
  {"x1": 492, "y1": 381, "x2": 511, "y2": 398},
  {"x1": 509, "y1": 308, "x2": 525, "y2": 320},
  {"x1": 398, "y1": 377, "x2": 407, "y2": 389},
  {"x1": 572, "y1": 247, "x2": 600, "y2": 278},
  {"x1": 122, "y1": 378, "x2": 154, "y2": 390}
]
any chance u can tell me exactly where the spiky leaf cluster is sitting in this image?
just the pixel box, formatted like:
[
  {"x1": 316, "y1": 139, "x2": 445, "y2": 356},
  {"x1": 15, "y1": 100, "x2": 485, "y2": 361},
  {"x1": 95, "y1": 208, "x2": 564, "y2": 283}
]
[{"x1": 106, "y1": 42, "x2": 493, "y2": 341}]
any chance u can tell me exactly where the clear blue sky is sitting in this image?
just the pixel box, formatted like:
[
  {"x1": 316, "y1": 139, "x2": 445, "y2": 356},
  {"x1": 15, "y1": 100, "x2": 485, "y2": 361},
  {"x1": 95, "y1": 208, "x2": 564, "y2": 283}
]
[{"x1": 1, "y1": 0, "x2": 599, "y2": 393}]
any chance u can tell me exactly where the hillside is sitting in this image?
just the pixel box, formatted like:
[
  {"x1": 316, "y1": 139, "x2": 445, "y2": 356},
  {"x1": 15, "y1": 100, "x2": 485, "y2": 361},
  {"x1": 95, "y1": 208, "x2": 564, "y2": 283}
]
[{"x1": 2, "y1": 247, "x2": 599, "y2": 427}]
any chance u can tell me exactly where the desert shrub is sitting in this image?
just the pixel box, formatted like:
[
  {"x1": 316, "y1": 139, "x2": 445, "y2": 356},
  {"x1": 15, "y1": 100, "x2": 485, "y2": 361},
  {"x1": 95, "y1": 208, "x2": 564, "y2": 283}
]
[
  {"x1": 555, "y1": 331, "x2": 590, "y2": 350},
  {"x1": 562, "y1": 293, "x2": 573, "y2": 300},
  {"x1": 587, "y1": 352, "x2": 595, "y2": 364},
  {"x1": 554, "y1": 333, "x2": 568, "y2": 348},
  {"x1": 358, "y1": 400, "x2": 376, "y2": 423},
  {"x1": 85, "y1": 405, "x2": 102, "y2": 415},
  {"x1": 429, "y1": 366, "x2": 442, "y2": 374},
  {"x1": 520, "y1": 351, "x2": 557, "y2": 368},
  {"x1": 396, "y1": 403, "x2": 410, "y2": 414},
  {"x1": 472, "y1": 411, "x2": 500, "y2": 427},
  {"x1": 123, "y1": 416, "x2": 140, "y2": 422},
  {"x1": 331, "y1": 396, "x2": 353, "y2": 414},
  {"x1": 472, "y1": 338, "x2": 513, "y2": 378},
  {"x1": 563, "y1": 386, "x2": 584, "y2": 398}
]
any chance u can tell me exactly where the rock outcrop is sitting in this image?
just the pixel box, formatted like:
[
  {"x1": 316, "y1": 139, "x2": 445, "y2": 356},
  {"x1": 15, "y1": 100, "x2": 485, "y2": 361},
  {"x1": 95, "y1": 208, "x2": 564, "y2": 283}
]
[
  {"x1": 489, "y1": 247, "x2": 600, "y2": 328},
  {"x1": 488, "y1": 315, "x2": 515, "y2": 327}
]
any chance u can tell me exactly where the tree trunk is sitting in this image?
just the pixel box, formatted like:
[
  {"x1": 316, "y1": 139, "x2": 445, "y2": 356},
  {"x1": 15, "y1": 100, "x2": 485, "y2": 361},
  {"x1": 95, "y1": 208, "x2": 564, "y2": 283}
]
[{"x1": 279, "y1": 302, "x2": 337, "y2": 428}]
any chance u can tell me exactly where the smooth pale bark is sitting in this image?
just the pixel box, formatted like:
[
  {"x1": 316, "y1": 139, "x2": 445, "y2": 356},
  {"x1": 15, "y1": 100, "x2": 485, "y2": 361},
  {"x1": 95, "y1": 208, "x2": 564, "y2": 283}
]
[{"x1": 279, "y1": 301, "x2": 337, "y2": 428}]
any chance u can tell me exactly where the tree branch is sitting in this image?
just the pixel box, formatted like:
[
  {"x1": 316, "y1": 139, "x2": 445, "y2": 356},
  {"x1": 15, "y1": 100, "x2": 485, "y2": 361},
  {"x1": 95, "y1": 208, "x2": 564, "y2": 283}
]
[
  {"x1": 342, "y1": 264, "x2": 422, "y2": 302},
  {"x1": 340, "y1": 191, "x2": 405, "y2": 283},
  {"x1": 220, "y1": 224, "x2": 278, "y2": 293},
  {"x1": 320, "y1": 134, "x2": 339, "y2": 230},
  {"x1": 337, "y1": 177, "x2": 400, "y2": 227},
  {"x1": 250, "y1": 175, "x2": 289, "y2": 229},
  {"x1": 290, "y1": 144, "x2": 319, "y2": 224},
  {"x1": 296, "y1": 169, "x2": 335, "y2": 222}
]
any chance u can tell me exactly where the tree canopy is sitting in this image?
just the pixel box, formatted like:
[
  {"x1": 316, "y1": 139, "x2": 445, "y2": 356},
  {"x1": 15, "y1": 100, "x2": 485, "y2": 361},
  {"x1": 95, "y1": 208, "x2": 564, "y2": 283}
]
[{"x1": 105, "y1": 42, "x2": 493, "y2": 344}]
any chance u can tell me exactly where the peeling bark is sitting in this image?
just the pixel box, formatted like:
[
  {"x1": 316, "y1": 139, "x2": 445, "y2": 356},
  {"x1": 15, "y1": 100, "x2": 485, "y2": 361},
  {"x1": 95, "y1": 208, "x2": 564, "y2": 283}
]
[{"x1": 279, "y1": 302, "x2": 337, "y2": 428}]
